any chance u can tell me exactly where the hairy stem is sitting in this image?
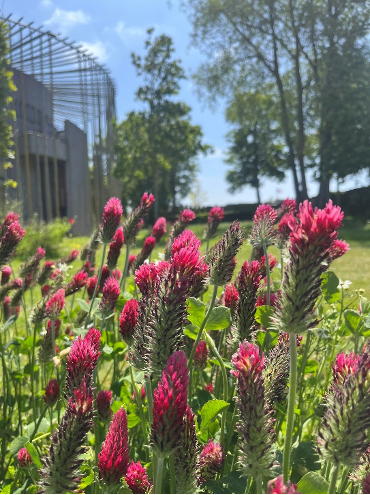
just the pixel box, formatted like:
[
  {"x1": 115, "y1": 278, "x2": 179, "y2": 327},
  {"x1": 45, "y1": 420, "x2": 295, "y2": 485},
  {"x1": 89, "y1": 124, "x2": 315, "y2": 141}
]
[{"x1": 283, "y1": 333, "x2": 298, "y2": 483}]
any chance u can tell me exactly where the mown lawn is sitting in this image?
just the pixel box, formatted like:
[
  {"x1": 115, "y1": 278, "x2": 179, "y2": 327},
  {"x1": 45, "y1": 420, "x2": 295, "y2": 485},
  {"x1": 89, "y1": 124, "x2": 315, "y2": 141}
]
[{"x1": 13, "y1": 216, "x2": 370, "y2": 299}]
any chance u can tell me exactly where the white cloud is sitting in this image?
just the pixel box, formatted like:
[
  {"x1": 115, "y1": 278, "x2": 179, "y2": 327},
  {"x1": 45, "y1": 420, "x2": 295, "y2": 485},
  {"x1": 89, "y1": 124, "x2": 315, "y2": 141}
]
[
  {"x1": 79, "y1": 41, "x2": 109, "y2": 63},
  {"x1": 115, "y1": 21, "x2": 145, "y2": 41},
  {"x1": 45, "y1": 8, "x2": 91, "y2": 32},
  {"x1": 39, "y1": 0, "x2": 53, "y2": 8}
]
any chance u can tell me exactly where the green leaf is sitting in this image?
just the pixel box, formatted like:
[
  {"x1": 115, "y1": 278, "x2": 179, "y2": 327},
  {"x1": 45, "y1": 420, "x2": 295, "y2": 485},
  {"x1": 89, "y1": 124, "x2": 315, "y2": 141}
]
[
  {"x1": 102, "y1": 345, "x2": 113, "y2": 355},
  {"x1": 209, "y1": 358, "x2": 232, "y2": 369},
  {"x1": 297, "y1": 471, "x2": 329, "y2": 494},
  {"x1": 3, "y1": 315, "x2": 17, "y2": 331},
  {"x1": 187, "y1": 297, "x2": 206, "y2": 327},
  {"x1": 24, "y1": 363, "x2": 39, "y2": 375},
  {"x1": 73, "y1": 328, "x2": 89, "y2": 338},
  {"x1": 14, "y1": 481, "x2": 28, "y2": 494},
  {"x1": 184, "y1": 324, "x2": 198, "y2": 340},
  {"x1": 127, "y1": 412, "x2": 141, "y2": 429},
  {"x1": 255, "y1": 305, "x2": 274, "y2": 327},
  {"x1": 200, "y1": 399, "x2": 229, "y2": 432},
  {"x1": 321, "y1": 271, "x2": 340, "y2": 303},
  {"x1": 79, "y1": 470, "x2": 94, "y2": 489},
  {"x1": 27, "y1": 418, "x2": 49, "y2": 437},
  {"x1": 205, "y1": 306, "x2": 230, "y2": 331},
  {"x1": 24, "y1": 442, "x2": 42, "y2": 468},
  {"x1": 10, "y1": 436, "x2": 30, "y2": 456},
  {"x1": 76, "y1": 298, "x2": 89, "y2": 313},
  {"x1": 344, "y1": 309, "x2": 362, "y2": 334},
  {"x1": 115, "y1": 295, "x2": 128, "y2": 313},
  {"x1": 0, "y1": 484, "x2": 11, "y2": 494},
  {"x1": 304, "y1": 359, "x2": 318, "y2": 374},
  {"x1": 205, "y1": 471, "x2": 246, "y2": 494}
]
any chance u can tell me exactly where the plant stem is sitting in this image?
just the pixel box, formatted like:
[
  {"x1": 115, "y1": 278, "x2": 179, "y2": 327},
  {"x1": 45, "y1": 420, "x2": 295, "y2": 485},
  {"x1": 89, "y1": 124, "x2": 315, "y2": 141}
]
[
  {"x1": 120, "y1": 244, "x2": 130, "y2": 292},
  {"x1": 282, "y1": 333, "x2": 298, "y2": 483},
  {"x1": 29, "y1": 403, "x2": 49, "y2": 441},
  {"x1": 31, "y1": 324, "x2": 38, "y2": 419},
  {"x1": 188, "y1": 284, "x2": 218, "y2": 397},
  {"x1": 205, "y1": 333, "x2": 228, "y2": 447},
  {"x1": 263, "y1": 242, "x2": 271, "y2": 306},
  {"x1": 256, "y1": 474, "x2": 263, "y2": 494},
  {"x1": 154, "y1": 456, "x2": 164, "y2": 494},
  {"x1": 145, "y1": 376, "x2": 154, "y2": 425},
  {"x1": 328, "y1": 463, "x2": 340, "y2": 494},
  {"x1": 86, "y1": 242, "x2": 107, "y2": 325},
  {"x1": 129, "y1": 347, "x2": 149, "y2": 459},
  {"x1": 169, "y1": 453, "x2": 176, "y2": 494}
]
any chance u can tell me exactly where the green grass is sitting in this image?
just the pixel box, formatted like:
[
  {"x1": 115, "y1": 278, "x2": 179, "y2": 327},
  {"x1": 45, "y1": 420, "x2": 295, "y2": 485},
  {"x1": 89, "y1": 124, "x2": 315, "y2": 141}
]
[{"x1": 12, "y1": 216, "x2": 370, "y2": 304}]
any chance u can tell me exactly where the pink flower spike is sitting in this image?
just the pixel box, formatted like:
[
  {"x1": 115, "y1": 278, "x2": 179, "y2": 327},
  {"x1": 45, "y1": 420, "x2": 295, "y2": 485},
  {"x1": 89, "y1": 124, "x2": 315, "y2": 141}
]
[
  {"x1": 204, "y1": 206, "x2": 224, "y2": 239},
  {"x1": 99, "y1": 276, "x2": 120, "y2": 315},
  {"x1": 18, "y1": 447, "x2": 33, "y2": 467},
  {"x1": 1, "y1": 266, "x2": 11, "y2": 285},
  {"x1": 152, "y1": 217, "x2": 167, "y2": 243},
  {"x1": 142, "y1": 192, "x2": 155, "y2": 206},
  {"x1": 224, "y1": 284, "x2": 239, "y2": 311},
  {"x1": 98, "y1": 408, "x2": 129, "y2": 486},
  {"x1": 194, "y1": 340, "x2": 208, "y2": 370},
  {"x1": 267, "y1": 475, "x2": 299, "y2": 494},
  {"x1": 107, "y1": 226, "x2": 124, "y2": 270},
  {"x1": 125, "y1": 461, "x2": 153, "y2": 494},
  {"x1": 87, "y1": 276, "x2": 98, "y2": 299},
  {"x1": 152, "y1": 350, "x2": 189, "y2": 457},
  {"x1": 199, "y1": 440, "x2": 224, "y2": 481},
  {"x1": 97, "y1": 390, "x2": 113, "y2": 421},
  {"x1": 119, "y1": 299, "x2": 139, "y2": 346},
  {"x1": 45, "y1": 289, "x2": 65, "y2": 320},
  {"x1": 101, "y1": 197, "x2": 123, "y2": 243},
  {"x1": 179, "y1": 209, "x2": 195, "y2": 223},
  {"x1": 44, "y1": 379, "x2": 60, "y2": 407},
  {"x1": 0, "y1": 220, "x2": 26, "y2": 264},
  {"x1": 64, "y1": 271, "x2": 88, "y2": 296}
]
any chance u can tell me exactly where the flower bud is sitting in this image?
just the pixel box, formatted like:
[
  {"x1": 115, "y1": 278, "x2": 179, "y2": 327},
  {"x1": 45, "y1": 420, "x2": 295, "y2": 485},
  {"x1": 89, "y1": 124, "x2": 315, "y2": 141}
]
[
  {"x1": 101, "y1": 197, "x2": 123, "y2": 243},
  {"x1": 44, "y1": 379, "x2": 60, "y2": 407}
]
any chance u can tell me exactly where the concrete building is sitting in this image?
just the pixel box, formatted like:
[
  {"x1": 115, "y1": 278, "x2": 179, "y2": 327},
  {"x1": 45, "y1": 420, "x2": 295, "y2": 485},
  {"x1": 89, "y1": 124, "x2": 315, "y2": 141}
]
[{"x1": 3, "y1": 16, "x2": 119, "y2": 235}]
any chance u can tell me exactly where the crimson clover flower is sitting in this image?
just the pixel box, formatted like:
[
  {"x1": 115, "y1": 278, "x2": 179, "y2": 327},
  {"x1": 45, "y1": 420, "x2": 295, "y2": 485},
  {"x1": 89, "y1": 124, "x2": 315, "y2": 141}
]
[
  {"x1": 249, "y1": 204, "x2": 277, "y2": 256},
  {"x1": 99, "y1": 276, "x2": 120, "y2": 315},
  {"x1": 194, "y1": 340, "x2": 208, "y2": 370},
  {"x1": 45, "y1": 289, "x2": 65, "y2": 320},
  {"x1": 1, "y1": 265, "x2": 11, "y2": 285},
  {"x1": 231, "y1": 341, "x2": 277, "y2": 479},
  {"x1": 18, "y1": 448, "x2": 33, "y2": 467},
  {"x1": 273, "y1": 200, "x2": 348, "y2": 335},
  {"x1": 0, "y1": 218, "x2": 25, "y2": 266},
  {"x1": 107, "y1": 226, "x2": 124, "y2": 270},
  {"x1": 64, "y1": 271, "x2": 88, "y2": 297},
  {"x1": 65, "y1": 328, "x2": 101, "y2": 398},
  {"x1": 44, "y1": 379, "x2": 60, "y2": 407},
  {"x1": 123, "y1": 192, "x2": 155, "y2": 246},
  {"x1": 174, "y1": 405, "x2": 199, "y2": 493},
  {"x1": 37, "y1": 261, "x2": 55, "y2": 285},
  {"x1": 152, "y1": 217, "x2": 167, "y2": 243},
  {"x1": 131, "y1": 236, "x2": 156, "y2": 272},
  {"x1": 275, "y1": 198, "x2": 297, "y2": 223},
  {"x1": 152, "y1": 350, "x2": 189, "y2": 457},
  {"x1": 97, "y1": 390, "x2": 113, "y2": 422},
  {"x1": 198, "y1": 439, "x2": 223, "y2": 482},
  {"x1": 267, "y1": 475, "x2": 299, "y2": 494},
  {"x1": 119, "y1": 298, "x2": 139, "y2": 347},
  {"x1": 125, "y1": 461, "x2": 153, "y2": 494},
  {"x1": 101, "y1": 197, "x2": 123, "y2": 243},
  {"x1": 164, "y1": 209, "x2": 196, "y2": 259},
  {"x1": 203, "y1": 206, "x2": 224, "y2": 240},
  {"x1": 98, "y1": 408, "x2": 129, "y2": 486}
]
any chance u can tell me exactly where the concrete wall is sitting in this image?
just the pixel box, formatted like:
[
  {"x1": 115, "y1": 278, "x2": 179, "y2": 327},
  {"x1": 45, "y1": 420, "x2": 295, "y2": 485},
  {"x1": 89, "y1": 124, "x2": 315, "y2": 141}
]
[{"x1": 64, "y1": 120, "x2": 92, "y2": 235}]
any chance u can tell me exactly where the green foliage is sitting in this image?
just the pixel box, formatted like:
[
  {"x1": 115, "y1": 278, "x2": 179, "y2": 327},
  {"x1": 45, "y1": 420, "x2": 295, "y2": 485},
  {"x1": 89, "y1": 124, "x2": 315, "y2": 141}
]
[{"x1": 16, "y1": 216, "x2": 71, "y2": 260}]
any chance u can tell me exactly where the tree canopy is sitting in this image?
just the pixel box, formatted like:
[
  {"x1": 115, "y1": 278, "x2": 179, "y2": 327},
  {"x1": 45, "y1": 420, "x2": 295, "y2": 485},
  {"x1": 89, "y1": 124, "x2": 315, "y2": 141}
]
[{"x1": 114, "y1": 29, "x2": 210, "y2": 218}]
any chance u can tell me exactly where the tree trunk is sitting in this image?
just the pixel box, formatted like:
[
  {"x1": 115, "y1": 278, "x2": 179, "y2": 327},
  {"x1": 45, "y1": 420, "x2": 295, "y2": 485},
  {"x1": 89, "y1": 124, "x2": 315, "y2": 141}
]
[{"x1": 255, "y1": 185, "x2": 261, "y2": 205}]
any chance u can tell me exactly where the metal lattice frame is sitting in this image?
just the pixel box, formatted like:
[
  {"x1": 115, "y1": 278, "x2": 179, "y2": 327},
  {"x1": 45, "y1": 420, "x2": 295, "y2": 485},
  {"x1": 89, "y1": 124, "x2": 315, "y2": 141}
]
[{"x1": 3, "y1": 14, "x2": 119, "y2": 223}]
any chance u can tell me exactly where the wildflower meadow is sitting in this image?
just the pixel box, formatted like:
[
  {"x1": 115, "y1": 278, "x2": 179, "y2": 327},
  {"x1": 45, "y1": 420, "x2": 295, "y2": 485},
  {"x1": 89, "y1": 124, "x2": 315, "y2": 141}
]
[{"x1": 0, "y1": 195, "x2": 369, "y2": 494}]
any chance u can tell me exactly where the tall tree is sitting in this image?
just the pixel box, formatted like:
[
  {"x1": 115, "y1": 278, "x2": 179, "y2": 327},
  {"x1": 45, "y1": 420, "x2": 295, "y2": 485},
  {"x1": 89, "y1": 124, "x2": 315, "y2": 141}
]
[
  {"x1": 114, "y1": 29, "x2": 210, "y2": 218},
  {"x1": 181, "y1": 0, "x2": 370, "y2": 203},
  {"x1": 225, "y1": 89, "x2": 286, "y2": 203}
]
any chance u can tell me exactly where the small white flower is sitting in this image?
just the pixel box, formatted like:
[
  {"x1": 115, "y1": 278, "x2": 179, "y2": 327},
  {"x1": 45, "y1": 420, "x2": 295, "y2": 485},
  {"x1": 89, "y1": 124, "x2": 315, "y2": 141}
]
[
  {"x1": 316, "y1": 327, "x2": 329, "y2": 339},
  {"x1": 338, "y1": 279, "x2": 352, "y2": 290},
  {"x1": 157, "y1": 252, "x2": 165, "y2": 261},
  {"x1": 57, "y1": 263, "x2": 71, "y2": 273}
]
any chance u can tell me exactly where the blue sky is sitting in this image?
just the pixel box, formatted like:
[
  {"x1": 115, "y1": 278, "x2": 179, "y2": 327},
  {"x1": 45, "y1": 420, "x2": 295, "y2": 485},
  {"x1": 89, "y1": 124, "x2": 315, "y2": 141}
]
[{"x1": 4, "y1": 0, "x2": 361, "y2": 206}]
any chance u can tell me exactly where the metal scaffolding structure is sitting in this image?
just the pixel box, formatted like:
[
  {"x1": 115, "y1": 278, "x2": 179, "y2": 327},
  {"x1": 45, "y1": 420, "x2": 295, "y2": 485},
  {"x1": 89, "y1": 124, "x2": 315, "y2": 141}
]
[{"x1": 3, "y1": 15, "x2": 119, "y2": 230}]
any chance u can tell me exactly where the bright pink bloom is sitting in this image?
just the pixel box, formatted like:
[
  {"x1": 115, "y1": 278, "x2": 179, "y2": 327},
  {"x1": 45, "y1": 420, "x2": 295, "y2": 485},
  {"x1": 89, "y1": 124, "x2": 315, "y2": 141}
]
[
  {"x1": 128, "y1": 255, "x2": 137, "y2": 271},
  {"x1": 107, "y1": 226, "x2": 124, "y2": 270},
  {"x1": 204, "y1": 383, "x2": 214, "y2": 393},
  {"x1": 99, "y1": 276, "x2": 120, "y2": 314},
  {"x1": 204, "y1": 207, "x2": 224, "y2": 239},
  {"x1": 101, "y1": 197, "x2": 123, "y2": 243},
  {"x1": 125, "y1": 461, "x2": 152, "y2": 494},
  {"x1": 86, "y1": 276, "x2": 98, "y2": 299},
  {"x1": 97, "y1": 390, "x2": 113, "y2": 421},
  {"x1": 224, "y1": 284, "x2": 239, "y2": 310},
  {"x1": 249, "y1": 204, "x2": 277, "y2": 250},
  {"x1": 0, "y1": 212, "x2": 19, "y2": 236},
  {"x1": 135, "y1": 262, "x2": 169, "y2": 296},
  {"x1": 119, "y1": 299, "x2": 139, "y2": 346},
  {"x1": 232, "y1": 341, "x2": 264, "y2": 378},
  {"x1": 152, "y1": 350, "x2": 189, "y2": 456},
  {"x1": 100, "y1": 265, "x2": 111, "y2": 289},
  {"x1": 259, "y1": 254, "x2": 277, "y2": 278},
  {"x1": 98, "y1": 408, "x2": 129, "y2": 485},
  {"x1": 152, "y1": 217, "x2": 167, "y2": 243},
  {"x1": 194, "y1": 340, "x2": 208, "y2": 370},
  {"x1": 256, "y1": 292, "x2": 278, "y2": 307},
  {"x1": 45, "y1": 289, "x2": 65, "y2": 320},
  {"x1": 275, "y1": 199, "x2": 297, "y2": 223},
  {"x1": 41, "y1": 285, "x2": 51, "y2": 297},
  {"x1": 329, "y1": 239, "x2": 350, "y2": 262},
  {"x1": 142, "y1": 192, "x2": 155, "y2": 206},
  {"x1": 1, "y1": 266, "x2": 11, "y2": 285},
  {"x1": 172, "y1": 229, "x2": 200, "y2": 254},
  {"x1": 18, "y1": 447, "x2": 33, "y2": 467},
  {"x1": 209, "y1": 206, "x2": 224, "y2": 221},
  {"x1": 267, "y1": 475, "x2": 299, "y2": 494},
  {"x1": 112, "y1": 269, "x2": 121, "y2": 280},
  {"x1": 64, "y1": 271, "x2": 88, "y2": 297},
  {"x1": 331, "y1": 352, "x2": 361, "y2": 391},
  {"x1": 0, "y1": 220, "x2": 26, "y2": 264},
  {"x1": 65, "y1": 328, "x2": 101, "y2": 397},
  {"x1": 199, "y1": 440, "x2": 223, "y2": 481},
  {"x1": 143, "y1": 236, "x2": 156, "y2": 254},
  {"x1": 44, "y1": 379, "x2": 60, "y2": 407},
  {"x1": 179, "y1": 209, "x2": 195, "y2": 223}
]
